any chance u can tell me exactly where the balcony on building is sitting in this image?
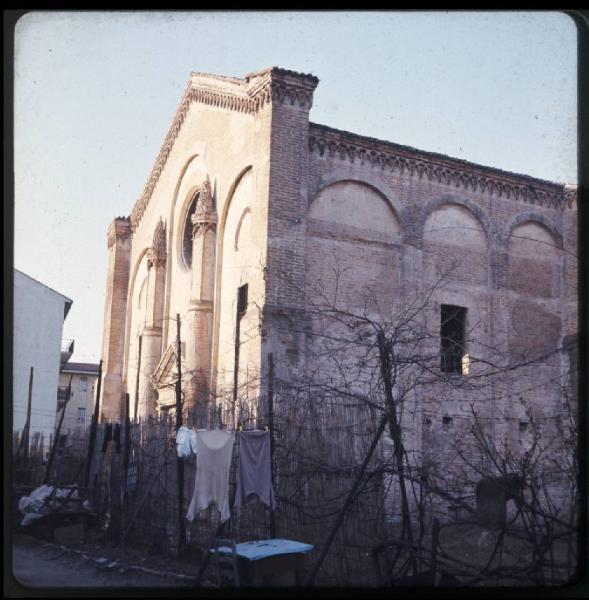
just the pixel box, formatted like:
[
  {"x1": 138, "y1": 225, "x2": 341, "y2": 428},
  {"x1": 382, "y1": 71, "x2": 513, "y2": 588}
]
[{"x1": 60, "y1": 339, "x2": 75, "y2": 369}]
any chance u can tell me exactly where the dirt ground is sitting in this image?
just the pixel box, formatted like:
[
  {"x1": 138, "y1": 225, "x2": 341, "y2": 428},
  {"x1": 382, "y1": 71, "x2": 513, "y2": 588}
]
[{"x1": 8, "y1": 533, "x2": 199, "y2": 592}]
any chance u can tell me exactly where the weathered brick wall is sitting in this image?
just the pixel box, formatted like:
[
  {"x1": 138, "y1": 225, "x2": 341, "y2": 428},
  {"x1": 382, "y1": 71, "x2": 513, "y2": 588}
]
[
  {"x1": 100, "y1": 217, "x2": 131, "y2": 421},
  {"x1": 102, "y1": 67, "x2": 577, "y2": 532},
  {"x1": 304, "y1": 122, "x2": 576, "y2": 517},
  {"x1": 98, "y1": 68, "x2": 578, "y2": 584}
]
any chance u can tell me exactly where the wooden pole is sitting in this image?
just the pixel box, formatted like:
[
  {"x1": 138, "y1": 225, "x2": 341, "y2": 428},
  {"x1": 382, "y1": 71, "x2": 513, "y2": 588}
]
[
  {"x1": 377, "y1": 331, "x2": 414, "y2": 552},
  {"x1": 18, "y1": 366, "x2": 34, "y2": 462},
  {"x1": 430, "y1": 518, "x2": 440, "y2": 585},
  {"x1": 45, "y1": 376, "x2": 72, "y2": 485},
  {"x1": 133, "y1": 335, "x2": 142, "y2": 419},
  {"x1": 124, "y1": 392, "x2": 131, "y2": 505},
  {"x1": 175, "y1": 314, "x2": 186, "y2": 550},
  {"x1": 267, "y1": 352, "x2": 276, "y2": 538},
  {"x1": 84, "y1": 359, "x2": 102, "y2": 491}
]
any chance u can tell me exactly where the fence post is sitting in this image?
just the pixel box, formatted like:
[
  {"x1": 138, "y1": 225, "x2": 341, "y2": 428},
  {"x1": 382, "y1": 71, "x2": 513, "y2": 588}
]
[
  {"x1": 175, "y1": 314, "x2": 186, "y2": 552},
  {"x1": 267, "y1": 353, "x2": 276, "y2": 538},
  {"x1": 84, "y1": 359, "x2": 102, "y2": 492},
  {"x1": 124, "y1": 392, "x2": 131, "y2": 505},
  {"x1": 45, "y1": 376, "x2": 72, "y2": 485},
  {"x1": 134, "y1": 335, "x2": 142, "y2": 419}
]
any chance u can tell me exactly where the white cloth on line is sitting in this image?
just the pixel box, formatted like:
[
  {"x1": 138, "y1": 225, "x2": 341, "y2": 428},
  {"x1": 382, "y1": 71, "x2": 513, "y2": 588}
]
[
  {"x1": 186, "y1": 429, "x2": 235, "y2": 523},
  {"x1": 176, "y1": 426, "x2": 197, "y2": 458}
]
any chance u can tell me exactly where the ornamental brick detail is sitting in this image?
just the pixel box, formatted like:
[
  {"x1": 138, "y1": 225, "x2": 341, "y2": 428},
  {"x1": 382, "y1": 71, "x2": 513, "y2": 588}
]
[
  {"x1": 147, "y1": 217, "x2": 166, "y2": 269},
  {"x1": 308, "y1": 125, "x2": 570, "y2": 211},
  {"x1": 191, "y1": 176, "x2": 217, "y2": 238},
  {"x1": 106, "y1": 216, "x2": 131, "y2": 249},
  {"x1": 130, "y1": 68, "x2": 319, "y2": 232}
]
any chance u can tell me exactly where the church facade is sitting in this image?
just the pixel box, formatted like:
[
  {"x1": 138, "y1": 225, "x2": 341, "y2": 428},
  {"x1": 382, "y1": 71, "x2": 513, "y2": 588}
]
[{"x1": 99, "y1": 67, "x2": 577, "y2": 475}]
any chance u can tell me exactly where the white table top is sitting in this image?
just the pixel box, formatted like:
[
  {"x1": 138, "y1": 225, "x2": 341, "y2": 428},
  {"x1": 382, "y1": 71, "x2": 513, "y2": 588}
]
[{"x1": 213, "y1": 538, "x2": 314, "y2": 561}]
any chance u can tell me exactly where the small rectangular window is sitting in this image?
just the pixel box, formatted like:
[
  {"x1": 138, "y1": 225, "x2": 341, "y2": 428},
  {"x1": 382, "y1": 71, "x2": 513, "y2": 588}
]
[
  {"x1": 79, "y1": 377, "x2": 88, "y2": 392},
  {"x1": 77, "y1": 407, "x2": 86, "y2": 424},
  {"x1": 237, "y1": 284, "x2": 248, "y2": 319},
  {"x1": 440, "y1": 305, "x2": 467, "y2": 374}
]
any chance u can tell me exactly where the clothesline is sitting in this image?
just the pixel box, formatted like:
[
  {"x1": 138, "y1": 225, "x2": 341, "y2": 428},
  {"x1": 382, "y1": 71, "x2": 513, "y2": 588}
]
[{"x1": 177, "y1": 427, "x2": 276, "y2": 525}]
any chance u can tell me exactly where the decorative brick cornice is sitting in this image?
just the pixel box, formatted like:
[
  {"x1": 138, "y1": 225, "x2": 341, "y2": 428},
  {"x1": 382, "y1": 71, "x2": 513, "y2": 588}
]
[
  {"x1": 107, "y1": 216, "x2": 131, "y2": 249},
  {"x1": 130, "y1": 68, "x2": 319, "y2": 232},
  {"x1": 309, "y1": 124, "x2": 572, "y2": 211},
  {"x1": 564, "y1": 184, "x2": 578, "y2": 209}
]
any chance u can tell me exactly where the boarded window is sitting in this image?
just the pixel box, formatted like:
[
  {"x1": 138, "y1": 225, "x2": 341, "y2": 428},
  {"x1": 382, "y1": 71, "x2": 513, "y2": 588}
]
[
  {"x1": 233, "y1": 283, "x2": 249, "y2": 403},
  {"x1": 441, "y1": 304, "x2": 467, "y2": 374}
]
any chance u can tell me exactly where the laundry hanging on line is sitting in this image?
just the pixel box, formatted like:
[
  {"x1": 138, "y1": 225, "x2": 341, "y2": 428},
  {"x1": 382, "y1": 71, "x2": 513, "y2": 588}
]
[
  {"x1": 186, "y1": 429, "x2": 235, "y2": 523},
  {"x1": 175, "y1": 426, "x2": 197, "y2": 458},
  {"x1": 234, "y1": 429, "x2": 276, "y2": 511}
]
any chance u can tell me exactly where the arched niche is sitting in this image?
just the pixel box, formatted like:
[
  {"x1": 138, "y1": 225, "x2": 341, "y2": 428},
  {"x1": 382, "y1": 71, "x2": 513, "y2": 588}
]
[
  {"x1": 161, "y1": 153, "x2": 204, "y2": 348},
  {"x1": 423, "y1": 203, "x2": 488, "y2": 248},
  {"x1": 137, "y1": 275, "x2": 148, "y2": 309},
  {"x1": 309, "y1": 180, "x2": 401, "y2": 243},
  {"x1": 305, "y1": 180, "x2": 401, "y2": 317},
  {"x1": 422, "y1": 203, "x2": 489, "y2": 287},
  {"x1": 124, "y1": 251, "x2": 149, "y2": 415},
  {"x1": 508, "y1": 221, "x2": 559, "y2": 260},
  {"x1": 215, "y1": 169, "x2": 261, "y2": 396},
  {"x1": 507, "y1": 221, "x2": 560, "y2": 299},
  {"x1": 234, "y1": 207, "x2": 252, "y2": 252}
]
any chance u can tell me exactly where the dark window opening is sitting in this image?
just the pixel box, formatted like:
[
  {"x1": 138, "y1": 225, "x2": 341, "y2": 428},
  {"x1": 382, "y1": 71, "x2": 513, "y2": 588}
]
[
  {"x1": 237, "y1": 284, "x2": 248, "y2": 319},
  {"x1": 440, "y1": 304, "x2": 467, "y2": 374},
  {"x1": 182, "y1": 195, "x2": 198, "y2": 268},
  {"x1": 233, "y1": 284, "x2": 249, "y2": 404}
]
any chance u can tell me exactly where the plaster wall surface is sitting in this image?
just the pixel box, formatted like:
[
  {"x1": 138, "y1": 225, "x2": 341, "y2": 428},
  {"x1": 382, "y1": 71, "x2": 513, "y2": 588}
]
[
  {"x1": 56, "y1": 370, "x2": 99, "y2": 437},
  {"x1": 13, "y1": 270, "x2": 71, "y2": 451}
]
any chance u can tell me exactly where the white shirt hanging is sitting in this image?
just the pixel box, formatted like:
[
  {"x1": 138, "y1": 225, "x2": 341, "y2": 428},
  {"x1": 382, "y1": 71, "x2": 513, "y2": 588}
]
[
  {"x1": 175, "y1": 426, "x2": 197, "y2": 458},
  {"x1": 186, "y1": 429, "x2": 235, "y2": 523}
]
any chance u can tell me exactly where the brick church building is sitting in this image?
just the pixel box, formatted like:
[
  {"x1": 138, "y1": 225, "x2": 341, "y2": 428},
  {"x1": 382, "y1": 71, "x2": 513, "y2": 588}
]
[{"x1": 99, "y1": 68, "x2": 577, "y2": 505}]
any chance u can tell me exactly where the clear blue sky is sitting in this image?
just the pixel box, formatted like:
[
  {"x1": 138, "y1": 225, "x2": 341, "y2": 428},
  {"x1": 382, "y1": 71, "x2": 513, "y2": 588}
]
[{"x1": 13, "y1": 11, "x2": 578, "y2": 363}]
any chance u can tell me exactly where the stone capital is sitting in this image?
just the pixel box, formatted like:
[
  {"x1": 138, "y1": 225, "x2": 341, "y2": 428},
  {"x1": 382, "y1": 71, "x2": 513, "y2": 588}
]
[
  {"x1": 146, "y1": 249, "x2": 165, "y2": 270},
  {"x1": 191, "y1": 176, "x2": 217, "y2": 238}
]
